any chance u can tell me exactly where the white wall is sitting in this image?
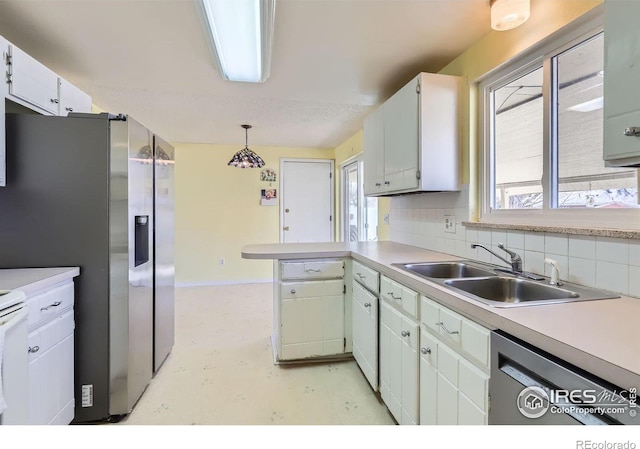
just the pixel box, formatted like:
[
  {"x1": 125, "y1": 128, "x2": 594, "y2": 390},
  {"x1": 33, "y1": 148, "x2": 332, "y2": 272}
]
[{"x1": 389, "y1": 187, "x2": 640, "y2": 298}]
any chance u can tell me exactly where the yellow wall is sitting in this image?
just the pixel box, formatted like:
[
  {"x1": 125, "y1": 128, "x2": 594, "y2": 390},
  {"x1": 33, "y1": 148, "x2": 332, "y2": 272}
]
[
  {"x1": 175, "y1": 143, "x2": 333, "y2": 284},
  {"x1": 438, "y1": 0, "x2": 602, "y2": 219}
]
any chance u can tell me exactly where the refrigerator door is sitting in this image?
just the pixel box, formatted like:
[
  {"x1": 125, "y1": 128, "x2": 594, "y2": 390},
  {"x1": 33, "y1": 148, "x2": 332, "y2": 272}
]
[
  {"x1": 153, "y1": 135, "x2": 175, "y2": 372},
  {"x1": 108, "y1": 116, "x2": 154, "y2": 415}
]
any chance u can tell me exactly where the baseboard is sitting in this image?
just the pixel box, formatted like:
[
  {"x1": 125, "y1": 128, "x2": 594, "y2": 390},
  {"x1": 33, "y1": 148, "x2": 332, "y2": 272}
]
[{"x1": 175, "y1": 279, "x2": 273, "y2": 287}]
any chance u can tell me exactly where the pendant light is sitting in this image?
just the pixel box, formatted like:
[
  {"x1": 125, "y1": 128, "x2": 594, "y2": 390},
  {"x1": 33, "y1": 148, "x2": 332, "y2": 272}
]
[{"x1": 228, "y1": 124, "x2": 265, "y2": 168}]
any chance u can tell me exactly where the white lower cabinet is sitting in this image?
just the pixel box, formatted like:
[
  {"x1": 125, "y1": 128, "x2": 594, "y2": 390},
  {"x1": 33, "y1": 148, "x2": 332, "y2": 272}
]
[
  {"x1": 26, "y1": 281, "x2": 75, "y2": 425},
  {"x1": 352, "y1": 280, "x2": 378, "y2": 390},
  {"x1": 380, "y1": 300, "x2": 419, "y2": 425},
  {"x1": 276, "y1": 259, "x2": 346, "y2": 362},
  {"x1": 419, "y1": 295, "x2": 490, "y2": 425}
]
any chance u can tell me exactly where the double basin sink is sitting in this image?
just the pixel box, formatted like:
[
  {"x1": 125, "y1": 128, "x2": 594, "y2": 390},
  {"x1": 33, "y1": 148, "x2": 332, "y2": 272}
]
[{"x1": 394, "y1": 261, "x2": 619, "y2": 307}]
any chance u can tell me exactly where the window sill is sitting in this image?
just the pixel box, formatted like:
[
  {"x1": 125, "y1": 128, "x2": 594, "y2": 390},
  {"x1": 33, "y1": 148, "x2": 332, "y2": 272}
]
[{"x1": 461, "y1": 221, "x2": 640, "y2": 240}]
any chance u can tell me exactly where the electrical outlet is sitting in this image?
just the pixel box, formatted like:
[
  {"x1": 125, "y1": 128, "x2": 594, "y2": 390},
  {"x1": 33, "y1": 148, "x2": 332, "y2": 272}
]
[
  {"x1": 219, "y1": 258, "x2": 225, "y2": 265},
  {"x1": 444, "y1": 215, "x2": 456, "y2": 233}
]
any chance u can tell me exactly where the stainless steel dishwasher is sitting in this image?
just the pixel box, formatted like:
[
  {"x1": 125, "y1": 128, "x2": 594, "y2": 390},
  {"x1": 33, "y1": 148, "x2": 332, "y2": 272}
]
[{"x1": 489, "y1": 331, "x2": 638, "y2": 425}]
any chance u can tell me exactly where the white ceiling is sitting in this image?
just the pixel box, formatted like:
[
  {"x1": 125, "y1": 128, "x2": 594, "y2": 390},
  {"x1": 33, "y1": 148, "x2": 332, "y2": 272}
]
[{"x1": 0, "y1": 0, "x2": 491, "y2": 149}]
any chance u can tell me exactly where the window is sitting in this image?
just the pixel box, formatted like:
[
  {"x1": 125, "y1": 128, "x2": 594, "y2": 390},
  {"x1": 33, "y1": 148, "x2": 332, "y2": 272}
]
[
  {"x1": 481, "y1": 14, "x2": 639, "y2": 227},
  {"x1": 342, "y1": 160, "x2": 378, "y2": 242}
]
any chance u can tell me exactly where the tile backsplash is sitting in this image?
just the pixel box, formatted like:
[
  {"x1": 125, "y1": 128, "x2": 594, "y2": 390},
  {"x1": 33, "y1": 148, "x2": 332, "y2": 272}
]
[{"x1": 389, "y1": 184, "x2": 640, "y2": 298}]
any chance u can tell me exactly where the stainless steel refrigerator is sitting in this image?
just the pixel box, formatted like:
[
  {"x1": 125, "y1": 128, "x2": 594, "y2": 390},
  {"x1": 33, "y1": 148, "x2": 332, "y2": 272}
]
[{"x1": 0, "y1": 112, "x2": 175, "y2": 422}]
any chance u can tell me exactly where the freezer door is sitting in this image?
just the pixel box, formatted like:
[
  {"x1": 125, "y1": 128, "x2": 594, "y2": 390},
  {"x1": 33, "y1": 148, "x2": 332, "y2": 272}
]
[
  {"x1": 153, "y1": 134, "x2": 175, "y2": 372},
  {"x1": 109, "y1": 116, "x2": 154, "y2": 416}
]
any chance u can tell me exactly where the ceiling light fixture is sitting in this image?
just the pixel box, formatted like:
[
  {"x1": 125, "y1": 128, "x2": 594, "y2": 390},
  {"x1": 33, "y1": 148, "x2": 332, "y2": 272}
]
[
  {"x1": 490, "y1": 0, "x2": 530, "y2": 31},
  {"x1": 228, "y1": 125, "x2": 265, "y2": 168},
  {"x1": 198, "y1": 0, "x2": 276, "y2": 83}
]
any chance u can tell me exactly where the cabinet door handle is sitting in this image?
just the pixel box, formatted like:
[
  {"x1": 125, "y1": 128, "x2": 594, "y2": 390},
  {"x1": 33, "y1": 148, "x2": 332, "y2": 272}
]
[
  {"x1": 384, "y1": 181, "x2": 390, "y2": 185},
  {"x1": 66, "y1": 107, "x2": 74, "y2": 112},
  {"x1": 421, "y1": 347, "x2": 431, "y2": 355},
  {"x1": 305, "y1": 268, "x2": 321, "y2": 273},
  {"x1": 375, "y1": 182, "x2": 381, "y2": 187},
  {"x1": 387, "y1": 292, "x2": 401, "y2": 300},
  {"x1": 356, "y1": 272, "x2": 366, "y2": 279},
  {"x1": 436, "y1": 322, "x2": 459, "y2": 335},
  {"x1": 363, "y1": 302, "x2": 371, "y2": 308},
  {"x1": 624, "y1": 127, "x2": 640, "y2": 137},
  {"x1": 50, "y1": 98, "x2": 59, "y2": 104},
  {"x1": 28, "y1": 346, "x2": 40, "y2": 354},
  {"x1": 41, "y1": 301, "x2": 62, "y2": 311},
  {"x1": 290, "y1": 289, "x2": 296, "y2": 294},
  {"x1": 401, "y1": 330, "x2": 410, "y2": 337}
]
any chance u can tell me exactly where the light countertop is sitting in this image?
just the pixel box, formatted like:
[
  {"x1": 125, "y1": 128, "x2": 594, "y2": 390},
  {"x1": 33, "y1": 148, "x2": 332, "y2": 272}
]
[
  {"x1": 242, "y1": 241, "x2": 640, "y2": 390},
  {"x1": 0, "y1": 267, "x2": 80, "y2": 297}
]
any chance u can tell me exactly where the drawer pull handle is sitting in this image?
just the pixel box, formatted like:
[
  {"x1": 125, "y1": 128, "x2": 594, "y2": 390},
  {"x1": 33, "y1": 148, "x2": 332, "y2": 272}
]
[
  {"x1": 28, "y1": 346, "x2": 40, "y2": 354},
  {"x1": 290, "y1": 289, "x2": 296, "y2": 294},
  {"x1": 388, "y1": 292, "x2": 401, "y2": 300},
  {"x1": 623, "y1": 126, "x2": 640, "y2": 137},
  {"x1": 436, "y1": 322, "x2": 459, "y2": 335},
  {"x1": 401, "y1": 330, "x2": 410, "y2": 337},
  {"x1": 41, "y1": 301, "x2": 62, "y2": 311},
  {"x1": 305, "y1": 268, "x2": 321, "y2": 273},
  {"x1": 66, "y1": 107, "x2": 74, "y2": 112},
  {"x1": 363, "y1": 302, "x2": 371, "y2": 308},
  {"x1": 356, "y1": 273, "x2": 366, "y2": 279},
  {"x1": 421, "y1": 347, "x2": 431, "y2": 355}
]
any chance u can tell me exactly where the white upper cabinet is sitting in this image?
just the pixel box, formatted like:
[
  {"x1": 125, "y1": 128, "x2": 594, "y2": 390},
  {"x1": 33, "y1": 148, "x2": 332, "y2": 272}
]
[
  {"x1": 58, "y1": 77, "x2": 92, "y2": 115},
  {"x1": 363, "y1": 72, "x2": 462, "y2": 196},
  {"x1": 603, "y1": 0, "x2": 640, "y2": 166},
  {"x1": 7, "y1": 44, "x2": 59, "y2": 115}
]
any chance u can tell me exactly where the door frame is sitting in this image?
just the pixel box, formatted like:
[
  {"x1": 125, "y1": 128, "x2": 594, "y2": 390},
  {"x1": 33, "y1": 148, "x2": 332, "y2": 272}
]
[
  {"x1": 340, "y1": 157, "x2": 362, "y2": 242},
  {"x1": 279, "y1": 158, "x2": 335, "y2": 243}
]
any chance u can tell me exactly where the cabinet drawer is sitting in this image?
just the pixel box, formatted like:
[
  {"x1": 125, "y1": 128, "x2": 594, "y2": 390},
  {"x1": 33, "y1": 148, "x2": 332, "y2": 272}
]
[
  {"x1": 437, "y1": 342, "x2": 459, "y2": 387},
  {"x1": 281, "y1": 279, "x2": 344, "y2": 299},
  {"x1": 437, "y1": 307, "x2": 461, "y2": 346},
  {"x1": 352, "y1": 260, "x2": 379, "y2": 293},
  {"x1": 281, "y1": 260, "x2": 344, "y2": 280},
  {"x1": 380, "y1": 275, "x2": 418, "y2": 318},
  {"x1": 461, "y1": 320, "x2": 490, "y2": 369},
  {"x1": 27, "y1": 282, "x2": 75, "y2": 330}
]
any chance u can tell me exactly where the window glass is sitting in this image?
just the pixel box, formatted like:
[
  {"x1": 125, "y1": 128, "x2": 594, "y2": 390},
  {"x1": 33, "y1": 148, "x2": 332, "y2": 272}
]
[
  {"x1": 492, "y1": 67, "x2": 544, "y2": 209},
  {"x1": 555, "y1": 33, "x2": 638, "y2": 208}
]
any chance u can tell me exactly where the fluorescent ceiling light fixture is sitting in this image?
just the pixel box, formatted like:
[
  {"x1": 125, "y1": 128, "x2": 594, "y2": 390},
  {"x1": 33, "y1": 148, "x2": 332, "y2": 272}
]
[
  {"x1": 567, "y1": 96, "x2": 603, "y2": 113},
  {"x1": 199, "y1": 0, "x2": 276, "y2": 83},
  {"x1": 491, "y1": 0, "x2": 530, "y2": 31}
]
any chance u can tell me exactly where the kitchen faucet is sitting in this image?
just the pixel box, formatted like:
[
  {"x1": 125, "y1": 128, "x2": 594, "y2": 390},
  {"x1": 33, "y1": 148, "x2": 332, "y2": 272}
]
[{"x1": 471, "y1": 243, "x2": 522, "y2": 272}]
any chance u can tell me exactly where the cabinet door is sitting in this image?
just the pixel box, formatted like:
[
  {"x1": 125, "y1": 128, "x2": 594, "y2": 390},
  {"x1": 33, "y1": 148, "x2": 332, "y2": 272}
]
[
  {"x1": 437, "y1": 374, "x2": 458, "y2": 425},
  {"x1": 379, "y1": 300, "x2": 402, "y2": 422},
  {"x1": 383, "y1": 75, "x2": 420, "y2": 192},
  {"x1": 604, "y1": 0, "x2": 640, "y2": 165},
  {"x1": 58, "y1": 77, "x2": 92, "y2": 115},
  {"x1": 400, "y1": 315, "x2": 419, "y2": 425},
  {"x1": 419, "y1": 331, "x2": 438, "y2": 425},
  {"x1": 352, "y1": 281, "x2": 378, "y2": 390},
  {"x1": 363, "y1": 105, "x2": 386, "y2": 195},
  {"x1": 8, "y1": 44, "x2": 59, "y2": 114}
]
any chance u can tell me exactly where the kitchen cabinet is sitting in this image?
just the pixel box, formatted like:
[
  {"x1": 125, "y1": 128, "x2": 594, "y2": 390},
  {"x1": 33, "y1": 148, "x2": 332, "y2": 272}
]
[
  {"x1": 351, "y1": 260, "x2": 380, "y2": 390},
  {"x1": 380, "y1": 300, "x2": 419, "y2": 425},
  {"x1": 275, "y1": 259, "x2": 347, "y2": 362},
  {"x1": 0, "y1": 36, "x2": 92, "y2": 187},
  {"x1": 26, "y1": 280, "x2": 75, "y2": 425},
  {"x1": 603, "y1": 0, "x2": 640, "y2": 167},
  {"x1": 363, "y1": 72, "x2": 462, "y2": 196},
  {"x1": 58, "y1": 77, "x2": 92, "y2": 115},
  {"x1": 419, "y1": 295, "x2": 490, "y2": 425}
]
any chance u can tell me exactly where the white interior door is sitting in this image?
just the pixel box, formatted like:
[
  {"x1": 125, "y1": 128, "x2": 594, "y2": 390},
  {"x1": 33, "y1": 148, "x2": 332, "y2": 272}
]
[{"x1": 281, "y1": 159, "x2": 334, "y2": 243}]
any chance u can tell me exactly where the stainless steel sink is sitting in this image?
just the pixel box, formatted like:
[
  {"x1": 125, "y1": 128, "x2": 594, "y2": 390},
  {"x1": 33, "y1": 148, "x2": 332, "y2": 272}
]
[
  {"x1": 393, "y1": 259, "x2": 620, "y2": 307},
  {"x1": 443, "y1": 276, "x2": 619, "y2": 307},
  {"x1": 396, "y1": 262, "x2": 497, "y2": 279}
]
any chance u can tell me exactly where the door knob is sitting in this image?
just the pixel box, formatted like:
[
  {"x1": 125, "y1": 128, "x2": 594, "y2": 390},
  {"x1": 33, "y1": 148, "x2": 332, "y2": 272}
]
[
  {"x1": 285, "y1": 208, "x2": 290, "y2": 213},
  {"x1": 283, "y1": 226, "x2": 290, "y2": 231}
]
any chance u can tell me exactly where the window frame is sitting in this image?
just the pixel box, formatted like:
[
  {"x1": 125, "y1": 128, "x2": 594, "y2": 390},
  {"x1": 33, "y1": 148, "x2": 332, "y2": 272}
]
[{"x1": 478, "y1": 7, "x2": 640, "y2": 230}]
